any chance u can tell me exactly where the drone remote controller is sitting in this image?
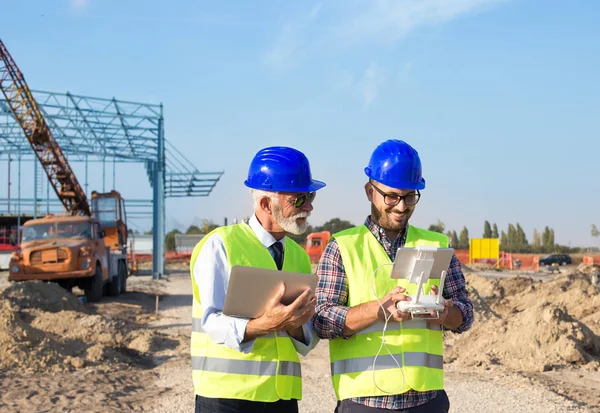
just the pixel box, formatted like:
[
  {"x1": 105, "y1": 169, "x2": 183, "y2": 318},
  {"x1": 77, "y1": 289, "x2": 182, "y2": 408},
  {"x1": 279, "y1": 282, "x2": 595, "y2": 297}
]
[
  {"x1": 397, "y1": 293, "x2": 445, "y2": 316},
  {"x1": 393, "y1": 246, "x2": 448, "y2": 319}
]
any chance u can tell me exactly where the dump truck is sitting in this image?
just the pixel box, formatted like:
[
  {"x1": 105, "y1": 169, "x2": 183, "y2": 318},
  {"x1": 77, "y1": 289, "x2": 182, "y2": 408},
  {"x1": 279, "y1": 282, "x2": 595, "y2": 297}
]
[
  {"x1": 8, "y1": 191, "x2": 129, "y2": 302},
  {"x1": 304, "y1": 231, "x2": 331, "y2": 263}
]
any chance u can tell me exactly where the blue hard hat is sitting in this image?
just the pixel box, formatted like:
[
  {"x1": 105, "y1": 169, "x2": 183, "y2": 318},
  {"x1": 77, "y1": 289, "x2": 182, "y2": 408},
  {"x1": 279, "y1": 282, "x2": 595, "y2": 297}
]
[
  {"x1": 364, "y1": 139, "x2": 425, "y2": 190},
  {"x1": 244, "y1": 146, "x2": 326, "y2": 193}
]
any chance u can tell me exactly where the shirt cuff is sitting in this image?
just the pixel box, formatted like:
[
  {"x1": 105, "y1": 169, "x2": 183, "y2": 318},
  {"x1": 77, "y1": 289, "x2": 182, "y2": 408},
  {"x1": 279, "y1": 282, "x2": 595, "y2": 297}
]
[
  {"x1": 226, "y1": 316, "x2": 256, "y2": 353},
  {"x1": 449, "y1": 300, "x2": 472, "y2": 333},
  {"x1": 314, "y1": 305, "x2": 351, "y2": 339},
  {"x1": 288, "y1": 321, "x2": 319, "y2": 356}
]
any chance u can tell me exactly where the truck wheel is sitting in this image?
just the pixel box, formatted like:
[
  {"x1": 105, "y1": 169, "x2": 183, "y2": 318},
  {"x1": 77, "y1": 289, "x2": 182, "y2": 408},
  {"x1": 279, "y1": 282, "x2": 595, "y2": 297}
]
[
  {"x1": 107, "y1": 266, "x2": 121, "y2": 297},
  {"x1": 85, "y1": 265, "x2": 104, "y2": 302},
  {"x1": 119, "y1": 261, "x2": 128, "y2": 294}
]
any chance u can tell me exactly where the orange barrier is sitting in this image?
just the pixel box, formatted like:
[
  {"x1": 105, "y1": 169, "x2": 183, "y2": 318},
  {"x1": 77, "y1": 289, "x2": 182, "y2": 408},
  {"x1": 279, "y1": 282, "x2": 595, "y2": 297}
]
[
  {"x1": 499, "y1": 253, "x2": 539, "y2": 271},
  {"x1": 454, "y1": 250, "x2": 469, "y2": 264},
  {"x1": 583, "y1": 256, "x2": 600, "y2": 265},
  {"x1": 455, "y1": 249, "x2": 500, "y2": 267}
]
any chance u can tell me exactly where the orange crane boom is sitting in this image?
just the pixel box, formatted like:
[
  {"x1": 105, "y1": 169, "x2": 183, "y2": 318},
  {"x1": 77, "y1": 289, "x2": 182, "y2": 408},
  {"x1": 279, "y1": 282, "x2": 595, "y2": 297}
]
[{"x1": 0, "y1": 39, "x2": 90, "y2": 216}]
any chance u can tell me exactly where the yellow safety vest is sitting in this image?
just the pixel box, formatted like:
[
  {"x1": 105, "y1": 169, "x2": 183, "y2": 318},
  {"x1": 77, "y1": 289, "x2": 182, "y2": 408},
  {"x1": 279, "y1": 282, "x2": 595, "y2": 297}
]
[
  {"x1": 189, "y1": 223, "x2": 312, "y2": 402},
  {"x1": 329, "y1": 224, "x2": 449, "y2": 400}
]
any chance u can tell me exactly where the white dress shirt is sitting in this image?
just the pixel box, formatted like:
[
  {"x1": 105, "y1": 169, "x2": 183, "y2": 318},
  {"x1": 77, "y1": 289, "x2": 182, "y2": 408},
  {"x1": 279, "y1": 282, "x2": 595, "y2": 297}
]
[{"x1": 193, "y1": 214, "x2": 318, "y2": 354}]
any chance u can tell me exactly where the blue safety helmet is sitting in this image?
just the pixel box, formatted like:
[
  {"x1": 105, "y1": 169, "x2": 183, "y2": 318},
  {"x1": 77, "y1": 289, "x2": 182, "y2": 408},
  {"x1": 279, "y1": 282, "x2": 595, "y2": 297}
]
[
  {"x1": 364, "y1": 139, "x2": 425, "y2": 190},
  {"x1": 244, "y1": 146, "x2": 326, "y2": 193}
]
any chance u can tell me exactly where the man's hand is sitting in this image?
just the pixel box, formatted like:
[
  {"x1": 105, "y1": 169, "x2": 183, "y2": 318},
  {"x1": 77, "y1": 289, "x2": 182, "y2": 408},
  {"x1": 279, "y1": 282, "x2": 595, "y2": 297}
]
[
  {"x1": 342, "y1": 286, "x2": 418, "y2": 336},
  {"x1": 422, "y1": 285, "x2": 453, "y2": 326},
  {"x1": 376, "y1": 286, "x2": 413, "y2": 323},
  {"x1": 245, "y1": 283, "x2": 315, "y2": 341}
]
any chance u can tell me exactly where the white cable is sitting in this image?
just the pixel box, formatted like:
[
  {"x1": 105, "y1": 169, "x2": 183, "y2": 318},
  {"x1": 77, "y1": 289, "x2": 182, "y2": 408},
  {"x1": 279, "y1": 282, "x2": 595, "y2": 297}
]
[{"x1": 370, "y1": 262, "x2": 406, "y2": 395}]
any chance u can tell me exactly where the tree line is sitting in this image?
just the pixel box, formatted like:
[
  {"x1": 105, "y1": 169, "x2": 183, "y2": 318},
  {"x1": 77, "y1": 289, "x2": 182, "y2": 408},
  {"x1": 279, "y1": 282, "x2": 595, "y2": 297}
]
[
  {"x1": 158, "y1": 217, "x2": 590, "y2": 253},
  {"x1": 429, "y1": 219, "x2": 582, "y2": 253}
]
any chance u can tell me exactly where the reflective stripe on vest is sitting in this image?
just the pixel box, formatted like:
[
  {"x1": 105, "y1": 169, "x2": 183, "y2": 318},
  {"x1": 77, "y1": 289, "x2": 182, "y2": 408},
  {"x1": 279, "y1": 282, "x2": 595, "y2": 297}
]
[
  {"x1": 189, "y1": 223, "x2": 311, "y2": 402},
  {"x1": 328, "y1": 224, "x2": 449, "y2": 400},
  {"x1": 192, "y1": 356, "x2": 302, "y2": 377},
  {"x1": 331, "y1": 352, "x2": 444, "y2": 375}
]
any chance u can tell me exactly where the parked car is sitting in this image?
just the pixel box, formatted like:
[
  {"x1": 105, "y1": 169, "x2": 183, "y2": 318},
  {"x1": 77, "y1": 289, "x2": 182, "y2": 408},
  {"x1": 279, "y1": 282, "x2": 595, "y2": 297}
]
[{"x1": 539, "y1": 254, "x2": 572, "y2": 266}]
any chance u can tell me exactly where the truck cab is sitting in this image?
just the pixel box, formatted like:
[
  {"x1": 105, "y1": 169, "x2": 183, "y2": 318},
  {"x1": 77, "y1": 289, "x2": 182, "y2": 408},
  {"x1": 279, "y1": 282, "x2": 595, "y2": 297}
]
[
  {"x1": 305, "y1": 231, "x2": 331, "y2": 263},
  {"x1": 8, "y1": 191, "x2": 129, "y2": 302},
  {"x1": 8, "y1": 215, "x2": 109, "y2": 290}
]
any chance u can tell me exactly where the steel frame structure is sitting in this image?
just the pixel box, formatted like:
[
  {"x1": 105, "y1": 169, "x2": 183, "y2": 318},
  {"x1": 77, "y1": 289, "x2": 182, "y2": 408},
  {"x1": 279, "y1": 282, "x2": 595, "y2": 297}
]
[{"x1": 0, "y1": 90, "x2": 223, "y2": 278}]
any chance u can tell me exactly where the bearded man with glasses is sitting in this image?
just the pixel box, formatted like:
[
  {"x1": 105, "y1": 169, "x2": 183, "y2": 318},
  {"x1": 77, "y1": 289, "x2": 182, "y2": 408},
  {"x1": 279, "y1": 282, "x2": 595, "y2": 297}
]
[
  {"x1": 189, "y1": 146, "x2": 326, "y2": 413},
  {"x1": 313, "y1": 139, "x2": 473, "y2": 413}
]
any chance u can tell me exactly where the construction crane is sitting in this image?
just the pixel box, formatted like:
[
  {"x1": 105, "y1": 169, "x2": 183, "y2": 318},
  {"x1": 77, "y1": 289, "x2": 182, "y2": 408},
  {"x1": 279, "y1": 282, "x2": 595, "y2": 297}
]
[
  {"x1": 0, "y1": 38, "x2": 90, "y2": 216},
  {"x1": 1, "y1": 38, "x2": 130, "y2": 301}
]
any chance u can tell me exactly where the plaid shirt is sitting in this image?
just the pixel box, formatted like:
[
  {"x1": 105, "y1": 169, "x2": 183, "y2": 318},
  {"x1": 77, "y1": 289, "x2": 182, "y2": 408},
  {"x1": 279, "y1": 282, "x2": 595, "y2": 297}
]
[{"x1": 313, "y1": 217, "x2": 474, "y2": 410}]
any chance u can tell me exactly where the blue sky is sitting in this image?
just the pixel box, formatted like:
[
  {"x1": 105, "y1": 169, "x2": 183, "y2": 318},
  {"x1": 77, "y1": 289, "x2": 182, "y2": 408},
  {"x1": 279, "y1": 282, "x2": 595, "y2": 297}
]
[{"x1": 1, "y1": 0, "x2": 599, "y2": 247}]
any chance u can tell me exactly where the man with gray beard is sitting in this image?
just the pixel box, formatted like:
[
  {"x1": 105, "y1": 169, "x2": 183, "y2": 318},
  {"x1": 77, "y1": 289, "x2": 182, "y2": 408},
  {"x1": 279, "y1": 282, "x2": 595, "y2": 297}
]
[{"x1": 189, "y1": 146, "x2": 326, "y2": 413}]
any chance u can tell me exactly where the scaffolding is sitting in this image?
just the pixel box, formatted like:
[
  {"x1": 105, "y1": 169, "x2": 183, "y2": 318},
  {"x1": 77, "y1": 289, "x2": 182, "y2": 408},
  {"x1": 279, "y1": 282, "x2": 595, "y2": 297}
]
[{"x1": 0, "y1": 90, "x2": 223, "y2": 278}]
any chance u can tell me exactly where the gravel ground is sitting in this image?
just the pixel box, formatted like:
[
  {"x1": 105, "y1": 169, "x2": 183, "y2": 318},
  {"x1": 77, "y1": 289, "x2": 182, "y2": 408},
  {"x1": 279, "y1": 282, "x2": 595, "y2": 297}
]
[
  {"x1": 147, "y1": 272, "x2": 594, "y2": 413},
  {"x1": 1, "y1": 269, "x2": 592, "y2": 412}
]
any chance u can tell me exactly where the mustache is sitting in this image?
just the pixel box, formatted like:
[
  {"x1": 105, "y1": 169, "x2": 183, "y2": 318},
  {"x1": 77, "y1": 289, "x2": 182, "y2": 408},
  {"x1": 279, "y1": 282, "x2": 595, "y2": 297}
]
[{"x1": 294, "y1": 211, "x2": 311, "y2": 219}]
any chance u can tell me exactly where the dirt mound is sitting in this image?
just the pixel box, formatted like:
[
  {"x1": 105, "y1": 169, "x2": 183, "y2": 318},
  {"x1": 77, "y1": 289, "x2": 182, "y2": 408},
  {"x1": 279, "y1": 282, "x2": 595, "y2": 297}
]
[
  {"x1": 446, "y1": 270, "x2": 600, "y2": 372},
  {"x1": 0, "y1": 283, "x2": 166, "y2": 374},
  {"x1": 0, "y1": 281, "x2": 84, "y2": 313},
  {"x1": 30, "y1": 311, "x2": 123, "y2": 345}
]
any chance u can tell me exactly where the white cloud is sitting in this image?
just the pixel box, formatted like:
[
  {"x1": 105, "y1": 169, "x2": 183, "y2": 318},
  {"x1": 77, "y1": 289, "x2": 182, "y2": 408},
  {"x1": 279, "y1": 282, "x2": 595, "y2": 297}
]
[
  {"x1": 310, "y1": 3, "x2": 322, "y2": 19},
  {"x1": 332, "y1": 0, "x2": 508, "y2": 47},
  {"x1": 262, "y1": 0, "x2": 508, "y2": 70},
  {"x1": 262, "y1": 3, "x2": 323, "y2": 72},
  {"x1": 361, "y1": 62, "x2": 385, "y2": 107},
  {"x1": 261, "y1": 24, "x2": 307, "y2": 72},
  {"x1": 70, "y1": 0, "x2": 89, "y2": 10}
]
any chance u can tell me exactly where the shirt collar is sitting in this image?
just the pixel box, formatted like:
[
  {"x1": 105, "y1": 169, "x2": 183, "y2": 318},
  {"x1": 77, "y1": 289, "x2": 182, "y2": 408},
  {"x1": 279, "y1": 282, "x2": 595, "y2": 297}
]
[{"x1": 248, "y1": 214, "x2": 286, "y2": 250}]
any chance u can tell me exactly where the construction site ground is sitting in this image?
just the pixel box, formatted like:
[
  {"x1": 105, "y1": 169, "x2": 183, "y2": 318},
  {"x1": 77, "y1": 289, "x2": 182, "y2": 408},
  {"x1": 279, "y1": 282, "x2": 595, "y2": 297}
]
[{"x1": 1, "y1": 261, "x2": 599, "y2": 412}]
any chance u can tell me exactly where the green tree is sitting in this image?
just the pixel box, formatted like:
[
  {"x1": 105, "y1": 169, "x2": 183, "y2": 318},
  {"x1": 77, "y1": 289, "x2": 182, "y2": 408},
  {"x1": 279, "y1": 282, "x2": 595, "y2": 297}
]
[
  {"x1": 500, "y1": 230, "x2": 508, "y2": 249},
  {"x1": 483, "y1": 220, "x2": 492, "y2": 238},
  {"x1": 542, "y1": 226, "x2": 555, "y2": 251},
  {"x1": 165, "y1": 229, "x2": 182, "y2": 251},
  {"x1": 459, "y1": 226, "x2": 470, "y2": 250},
  {"x1": 319, "y1": 218, "x2": 354, "y2": 234},
  {"x1": 492, "y1": 223, "x2": 499, "y2": 239},
  {"x1": 186, "y1": 225, "x2": 203, "y2": 235},
  {"x1": 428, "y1": 220, "x2": 445, "y2": 234},
  {"x1": 516, "y1": 223, "x2": 527, "y2": 245},
  {"x1": 507, "y1": 224, "x2": 517, "y2": 251},
  {"x1": 592, "y1": 224, "x2": 599, "y2": 239},
  {"x1": 450, "y1": 230, "x2": 460, "y2": 248},
  {"x1": 532, "y1": 228, "x2": 541, "y2": 252},
  {"x1": 542, "y1": 226, "x2": 550, "y2": 248},
  {"x1": 200, "y1": 219, "x2": 219, "y2": 233}
]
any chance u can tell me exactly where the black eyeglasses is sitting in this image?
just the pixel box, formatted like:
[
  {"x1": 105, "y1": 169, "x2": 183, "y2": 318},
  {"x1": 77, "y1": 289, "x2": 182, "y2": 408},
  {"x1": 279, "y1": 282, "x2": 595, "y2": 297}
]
[
  {"x1": 288, "y1": 192, "x2": 316, "y2": 208},
  {"x1": 370, "y1": 182, "x2": 420, "y2": 207}
]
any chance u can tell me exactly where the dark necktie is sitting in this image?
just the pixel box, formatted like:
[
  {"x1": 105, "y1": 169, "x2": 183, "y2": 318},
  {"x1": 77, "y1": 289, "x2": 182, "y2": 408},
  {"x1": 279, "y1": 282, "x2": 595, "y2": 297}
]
[{"x1": 269, "y1": 241, "x2": 284, "y2": 270}]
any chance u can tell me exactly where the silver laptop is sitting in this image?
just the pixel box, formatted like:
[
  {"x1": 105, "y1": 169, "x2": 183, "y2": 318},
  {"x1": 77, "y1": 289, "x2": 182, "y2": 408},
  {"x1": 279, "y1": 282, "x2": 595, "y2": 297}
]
[{"x1": 223, "y1": 265, "x2": 318, "y2": 319}]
